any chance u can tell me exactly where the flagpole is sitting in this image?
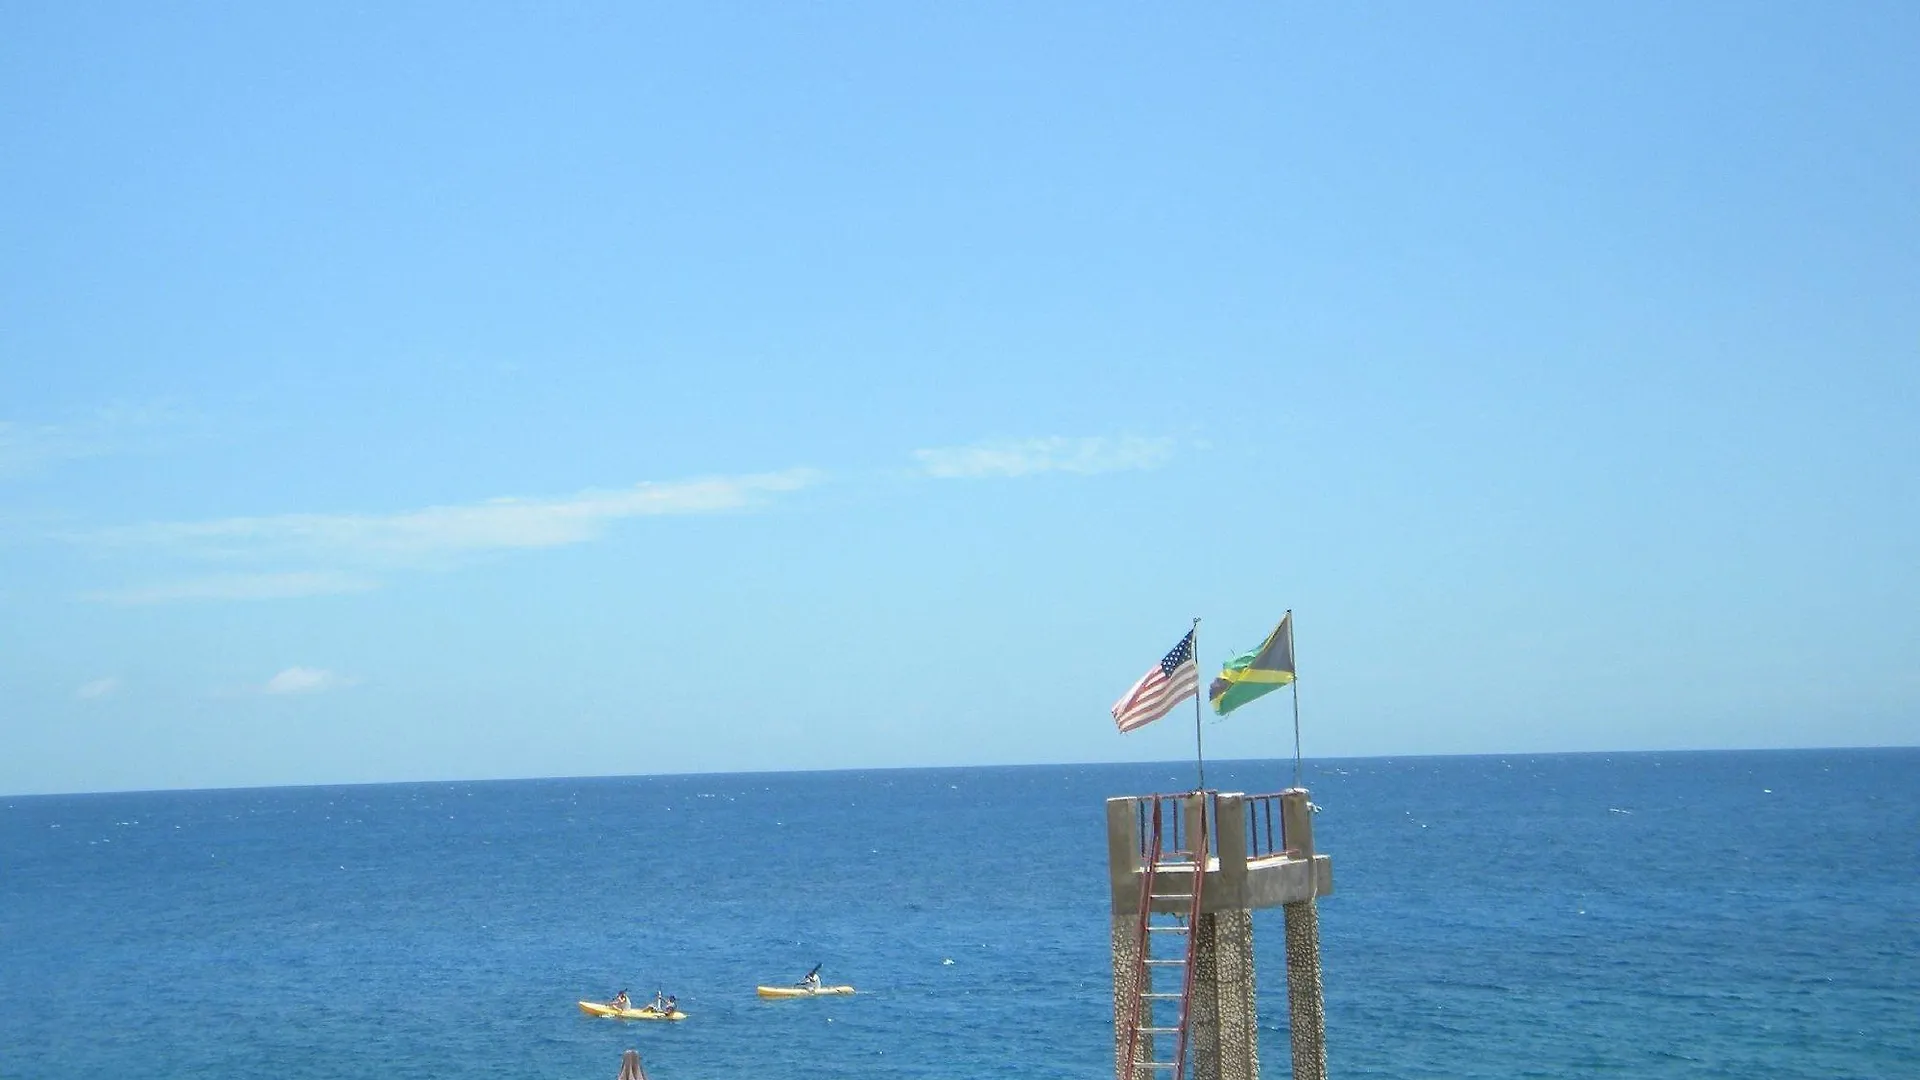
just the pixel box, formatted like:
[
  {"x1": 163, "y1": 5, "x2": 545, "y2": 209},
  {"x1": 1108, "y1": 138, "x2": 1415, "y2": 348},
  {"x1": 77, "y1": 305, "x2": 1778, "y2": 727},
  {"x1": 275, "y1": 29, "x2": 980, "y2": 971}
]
[
  {"x1": 1288, "y1": 609, "x2": 1303, "y2": 789},
  {"x1": 1192, "y1": 616, "x2": 1206, "y2": 792}
]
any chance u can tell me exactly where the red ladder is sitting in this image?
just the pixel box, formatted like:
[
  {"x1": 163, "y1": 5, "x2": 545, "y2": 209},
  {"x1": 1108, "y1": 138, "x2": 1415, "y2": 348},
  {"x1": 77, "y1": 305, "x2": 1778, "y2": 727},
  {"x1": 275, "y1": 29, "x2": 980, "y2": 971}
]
[{"x1": 1118, "y1": 796, "x2": 1209, "y2": 1080}]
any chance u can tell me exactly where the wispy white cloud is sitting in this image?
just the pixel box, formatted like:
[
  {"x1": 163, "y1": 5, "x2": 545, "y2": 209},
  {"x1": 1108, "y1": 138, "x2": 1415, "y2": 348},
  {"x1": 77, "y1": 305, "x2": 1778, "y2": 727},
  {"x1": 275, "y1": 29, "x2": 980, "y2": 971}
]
[
  {"x1": 70, "y1": 469, "x2": 821, "y2": 603},
  {"x1": 263, "y1": 667, "x2": 354, "y2": 695},
  {"x1": 82, "y1": 572, "x2": 380, "y2": 605},
  {"x1": 914, "y1": 436, "x2": 1175, "y2": 479},
  {"x1": 0, "y1": 422, "x2": 73, "y2": 477},
  {"x1": 76, "y1": 676, "x2": 121, "y2": 700},
  {"x1": 0, "y1": 401, "x2": 192, "y2": 478}
]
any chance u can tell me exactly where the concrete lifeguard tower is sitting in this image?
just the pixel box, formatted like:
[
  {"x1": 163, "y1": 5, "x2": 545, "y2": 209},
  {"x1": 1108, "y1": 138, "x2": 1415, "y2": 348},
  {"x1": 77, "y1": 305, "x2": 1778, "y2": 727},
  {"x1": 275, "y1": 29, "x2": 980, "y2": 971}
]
[{"x1": 1105, "y1": 788, "x2": 1333, "y2": 1080}]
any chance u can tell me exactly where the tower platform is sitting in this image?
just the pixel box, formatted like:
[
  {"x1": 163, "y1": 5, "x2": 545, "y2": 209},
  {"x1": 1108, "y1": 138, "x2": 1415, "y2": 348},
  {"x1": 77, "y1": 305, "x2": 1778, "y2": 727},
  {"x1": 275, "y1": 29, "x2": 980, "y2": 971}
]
[
  {"x1": 1107, "y1": 788, "x2": 1332, "y2": 1080},
  {"x1": 1105, "y1": 790, "x2": 1333, "y2": 917}
]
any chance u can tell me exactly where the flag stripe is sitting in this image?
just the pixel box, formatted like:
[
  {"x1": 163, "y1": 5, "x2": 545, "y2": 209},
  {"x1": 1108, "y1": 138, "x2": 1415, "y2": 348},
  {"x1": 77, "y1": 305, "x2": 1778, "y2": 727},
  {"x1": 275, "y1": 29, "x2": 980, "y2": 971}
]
[
  {"x1": 1226, "y1": 669, "x2": 1295, "y2": 685},
  {"x1": 1112, "y1": 658, "x2": 1200, "y2": 732},
  {"x1": 1209, "y1": 612, "x2": 1296, "y2": 716}
]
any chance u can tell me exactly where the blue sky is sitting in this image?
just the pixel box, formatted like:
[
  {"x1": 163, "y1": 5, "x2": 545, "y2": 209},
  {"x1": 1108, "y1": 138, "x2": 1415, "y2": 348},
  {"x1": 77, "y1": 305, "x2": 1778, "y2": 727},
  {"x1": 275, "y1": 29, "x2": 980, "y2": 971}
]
[{"x1": 3, "y1": 3, "x2": 1915, "y2": 795}]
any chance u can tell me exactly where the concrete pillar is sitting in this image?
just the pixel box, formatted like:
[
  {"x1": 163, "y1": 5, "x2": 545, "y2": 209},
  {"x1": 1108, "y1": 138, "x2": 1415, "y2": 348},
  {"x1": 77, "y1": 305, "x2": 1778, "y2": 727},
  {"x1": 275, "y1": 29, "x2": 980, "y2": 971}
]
[
  {"x1": 1280, "y1": 789, "x2": 1326, "y2": 1080},
  {"x1": 1189, "y1": 909, "x2": 1259, "y2": 1080},
  {"x1": 1215, "y1": 794, "x2": 1249, "y2": 902},
  {"x1": 1182, "y1": 791, "x2": 1209, "y2": 863},
  {"x1": 1108, "y1": 797, "x2": 1143, "y2": 896},
  {"x1": 1109, "y1": 799, "x2": 1146, "y2": 1080},
  {"x1": 1282, "y1": 900, "x2": 1326, "y2": 1080},
  {"x1": 1113, "y1": 914, "x2": 1150, "y2": 1080},
  {"x1": 1190, "y1": 912, "x2": 1220, "y2": 1080}
]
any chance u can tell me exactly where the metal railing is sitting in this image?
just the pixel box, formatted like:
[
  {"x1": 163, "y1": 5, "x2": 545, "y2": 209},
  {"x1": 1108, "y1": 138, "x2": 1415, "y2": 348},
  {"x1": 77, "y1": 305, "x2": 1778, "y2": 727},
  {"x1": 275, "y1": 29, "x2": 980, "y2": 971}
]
[
  {"x1": 1133, "y1": 790, "x2": 1295, "y2": 866},
  {"x1": 1244, "y1": 792, "x2": 1289, "y2": 860},
  {"x1": 1132, "y1": 791, "x2": 1216, "y2": 866}
]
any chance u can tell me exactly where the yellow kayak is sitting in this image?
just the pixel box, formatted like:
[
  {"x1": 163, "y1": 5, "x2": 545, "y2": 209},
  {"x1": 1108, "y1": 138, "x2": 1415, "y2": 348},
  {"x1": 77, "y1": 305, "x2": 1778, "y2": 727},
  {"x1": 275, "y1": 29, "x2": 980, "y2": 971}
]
[
  {"x1": 756, "y1": 985, "x2": 856, "y2": 999},
  {"x1": 577, "y1": 1001, "x2": 687, "y2": 1021}
]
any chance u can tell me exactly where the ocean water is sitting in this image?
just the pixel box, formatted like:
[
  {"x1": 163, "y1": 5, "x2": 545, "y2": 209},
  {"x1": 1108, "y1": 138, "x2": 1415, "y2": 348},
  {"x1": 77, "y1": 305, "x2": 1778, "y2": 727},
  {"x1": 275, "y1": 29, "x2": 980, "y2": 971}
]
[{"x1": 2, "y1": 749, "x2": 1915, "y2": 1079}]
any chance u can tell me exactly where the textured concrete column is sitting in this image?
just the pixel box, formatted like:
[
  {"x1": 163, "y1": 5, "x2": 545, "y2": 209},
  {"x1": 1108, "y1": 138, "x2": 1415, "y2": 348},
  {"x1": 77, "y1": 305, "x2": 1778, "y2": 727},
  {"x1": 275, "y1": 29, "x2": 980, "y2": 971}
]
[
  {"x1": 1282, "y1": 899, "x2": 1326, "y2": 1080},
  {"x1": 1110, "y1": 797, "x2": 1147, "y2": 1080},
  {"x1": 1190, "y1": 914, "x2": 1219, "y2": 1080},
  {"x1": 1190, "y1": 910, "x2": 1258, "y2": 1080},
  {"x1": 1204, "y1": 794, "x2": 1258, "y2": 1080},
  {"x1": 1113, "y1": 914, "x2": 1149, "y2": 1080},
  {"x1": 1280, "y1": 789, "x2": 1325, "y2": 1080}
]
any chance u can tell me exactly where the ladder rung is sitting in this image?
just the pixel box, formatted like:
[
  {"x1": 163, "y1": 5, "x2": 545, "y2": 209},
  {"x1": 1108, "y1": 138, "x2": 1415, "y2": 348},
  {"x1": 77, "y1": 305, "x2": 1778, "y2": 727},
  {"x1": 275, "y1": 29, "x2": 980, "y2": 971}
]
[
  {"x1": 1145, "y1": 958, "x2": 1186, "y2": 966},
  {"x1": 1147, "y1": 925, "x2": 1189, "y2": 933},
  {"x1": 1141, "y1": 992, "x2": 1183, "y2": 1000},
  {"x1": 1139, "y1": 1026, "x2": 1181, "y2": 1035},
  {"x1": 1150, "y1": 894, "x2": 1193, "y2": 901}
]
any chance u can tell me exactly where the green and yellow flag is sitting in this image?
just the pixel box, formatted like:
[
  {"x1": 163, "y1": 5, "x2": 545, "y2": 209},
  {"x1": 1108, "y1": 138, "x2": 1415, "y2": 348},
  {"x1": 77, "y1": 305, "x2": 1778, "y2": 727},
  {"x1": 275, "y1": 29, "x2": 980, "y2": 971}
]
[{"x1": 1209, "y1": 612, "x2": 1295, "y2": 716}]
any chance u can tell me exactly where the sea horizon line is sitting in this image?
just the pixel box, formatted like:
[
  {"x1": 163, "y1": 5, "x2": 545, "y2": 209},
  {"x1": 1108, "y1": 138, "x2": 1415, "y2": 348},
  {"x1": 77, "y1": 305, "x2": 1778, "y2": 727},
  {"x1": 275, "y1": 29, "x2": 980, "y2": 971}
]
[{"x1": 6, "y1": 742, "x2": 1914, "y2": 801}]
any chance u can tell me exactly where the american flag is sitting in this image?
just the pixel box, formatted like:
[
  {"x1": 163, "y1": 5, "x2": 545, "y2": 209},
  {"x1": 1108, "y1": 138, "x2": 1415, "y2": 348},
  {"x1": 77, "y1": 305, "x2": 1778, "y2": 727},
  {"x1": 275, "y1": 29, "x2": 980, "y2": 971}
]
[{"x1": 1111, "y1": 629, "x2": 1199, "y2": 733}]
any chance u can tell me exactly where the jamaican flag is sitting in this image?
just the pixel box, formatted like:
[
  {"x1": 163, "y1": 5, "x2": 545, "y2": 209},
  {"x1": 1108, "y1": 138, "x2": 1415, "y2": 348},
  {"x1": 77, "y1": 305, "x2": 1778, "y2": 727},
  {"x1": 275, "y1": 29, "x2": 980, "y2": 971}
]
[{"x1": 1209, "y1": 612, "x2": 1295, "y2": 715}]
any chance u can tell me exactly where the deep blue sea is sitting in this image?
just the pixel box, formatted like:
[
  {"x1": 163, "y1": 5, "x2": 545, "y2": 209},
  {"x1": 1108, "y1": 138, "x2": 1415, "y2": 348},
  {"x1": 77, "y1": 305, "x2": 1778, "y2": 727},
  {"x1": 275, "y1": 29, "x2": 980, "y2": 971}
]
[{"x1": 3, "y1": 749, "x2": 1916, "y2": 1079}]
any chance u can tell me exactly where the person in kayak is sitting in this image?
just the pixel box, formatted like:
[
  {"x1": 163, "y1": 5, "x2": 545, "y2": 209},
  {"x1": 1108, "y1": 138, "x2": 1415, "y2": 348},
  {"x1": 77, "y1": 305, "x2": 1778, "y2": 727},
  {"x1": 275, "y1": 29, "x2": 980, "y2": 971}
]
[
  {"x1": 611, "y1": 990, "x2": 631, "y2": 1011},
  {"x1": 799, "y1": 964, "x2": 823, "y2": 991},
  {"x1": 661, "y1": 994, "x2": 677, "y2": 1015}
]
